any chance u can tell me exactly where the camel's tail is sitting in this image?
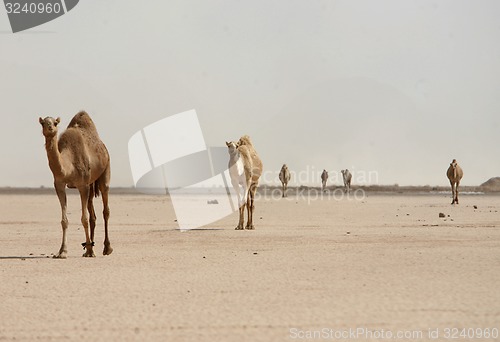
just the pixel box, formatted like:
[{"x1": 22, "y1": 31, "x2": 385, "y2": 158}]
[{"x1": 93, "y1": 180, "x2": 101, "y2": 198}]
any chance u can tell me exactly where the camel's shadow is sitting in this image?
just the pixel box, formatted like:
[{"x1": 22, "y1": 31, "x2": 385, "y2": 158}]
[
  {"x1": 172, "y1": 228, "x2": 223, "y2": 231},
  {"x1": 0, "y1": 256, "x2": 50, "y2": 260}
]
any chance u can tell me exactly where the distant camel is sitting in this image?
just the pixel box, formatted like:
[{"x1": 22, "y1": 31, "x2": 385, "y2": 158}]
[
  {"x1": 226, "y1": 135, "x2": 263, "y2": 230},
  {"x1": 39, "y1": 111, "x2": 112, "y2": 258},
  {"x1": 446, "y1": 159, "x2": 463, "y2": 204},
  {"x1": 321, "y1": 169, "x2": 328, "y2": 192},
  {"x1": 279, "y1": 164, "x2": 291, "y2": 197},
  {"x1": 341, "y1": 169, "x2": 352, "y2": 193}
]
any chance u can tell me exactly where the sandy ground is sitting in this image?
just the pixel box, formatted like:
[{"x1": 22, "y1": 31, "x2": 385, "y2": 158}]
[{"x1": 1, "y1": 190, "x2": 500, "y2": 341}]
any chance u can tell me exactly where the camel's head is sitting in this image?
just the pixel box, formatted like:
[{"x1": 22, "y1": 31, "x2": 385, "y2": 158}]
[
  {"x1": 450, "y1": 159, "x2": 458, "y2": 168},
  {"x1": 226, "y1": 141, "x2": 239, "y2": 155},
  {"x1": 39, "y1": 116, "x2": 60, "y2": 137},
  {"x1": 282, "y1": 164, "x2": 288, "y2": 170}
]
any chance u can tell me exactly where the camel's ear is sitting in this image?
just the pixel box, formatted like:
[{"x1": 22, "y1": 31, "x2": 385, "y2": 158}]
[
  {"x1": 225, "y1": 141, "x2": 230, "y2": 147},
  {"x1": 55, "y1": 117, "x2": 61, "y2": 126},
  {"x1": 39, "y1": 117, "x2": 44, "y2": 125}
]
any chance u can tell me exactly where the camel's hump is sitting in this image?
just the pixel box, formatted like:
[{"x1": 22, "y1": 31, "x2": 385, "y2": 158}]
[{"x1": 67, "y1": 111, "x2": 98, "y2": 132}]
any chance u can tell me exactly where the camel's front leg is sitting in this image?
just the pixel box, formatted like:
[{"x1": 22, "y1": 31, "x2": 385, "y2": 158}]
[
  {"x1": 88, "y1": 185, "x2": 96, "y2": 244},
  {"x1": 455, "y1": 181, "x2": 460, "y2": 204},
  {"x1": 79, "y1": 185, "x2": 95, "y2": 257},
  {"x1": 450, "y1": 181, "x2": 456, "y2": 204},
  {"x1": 54, "y1": 182, "x2": 68, "y2": 259},
  {"x1": 282, "y1": 182, "x2": 285, "y2": 198}
]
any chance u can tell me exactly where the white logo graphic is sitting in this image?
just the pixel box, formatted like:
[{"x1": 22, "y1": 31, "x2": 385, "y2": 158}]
[{"x1": 128, "y1": 109, "x2": 238, "y2": 231}]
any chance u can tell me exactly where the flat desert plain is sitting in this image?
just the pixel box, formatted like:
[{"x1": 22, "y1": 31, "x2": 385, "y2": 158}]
[{"x1": 1, "y1": 190, "x2": 500, "y2": 341}]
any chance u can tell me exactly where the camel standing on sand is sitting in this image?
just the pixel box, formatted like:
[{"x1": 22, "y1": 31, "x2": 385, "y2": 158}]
[
  {"x1": 279, "y1": 164, "x2": 291, "y2": 197},
  {"x1": 341, "y1": 169, "x2": 352, "y2": 193},
  {"x1": 447, "y1": 159, "x2": 463, "y2": 205},
  {"x1": 226, "y1": 135, "x2": 263, "y2": 230},
  {"x1": 39, "y1": 111, "x2": 112, "y2": 258},
  {"x1": 321, "y1": 170, "x2": 328, "y2": 192}
]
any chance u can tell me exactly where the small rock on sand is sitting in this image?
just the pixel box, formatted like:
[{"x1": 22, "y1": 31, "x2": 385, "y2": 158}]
[{"x1": 439, "y1": 213, "x2": 446, "y2": 218}]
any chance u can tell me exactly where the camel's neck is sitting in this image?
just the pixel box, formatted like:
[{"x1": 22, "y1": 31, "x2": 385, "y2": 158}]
[
  {"x1": 229, "y1": 150, "x2": 240, "y2": 165},
  {"x1": 45, "y1": 135, "x2": 65, "y2": 178}
]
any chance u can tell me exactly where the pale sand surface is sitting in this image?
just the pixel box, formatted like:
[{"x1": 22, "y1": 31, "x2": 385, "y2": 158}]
[{"x1": 1, "y1": 192, "x2": 500, "y2": 341}]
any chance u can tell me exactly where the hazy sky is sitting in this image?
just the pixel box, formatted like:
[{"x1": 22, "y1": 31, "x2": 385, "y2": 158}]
[{"x1": 1, "y1": 0, "x2": 499, "y2": 187}]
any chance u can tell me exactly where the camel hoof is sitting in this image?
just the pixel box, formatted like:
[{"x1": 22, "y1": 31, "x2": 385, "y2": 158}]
[
  {"x1": 82, "y1": 251, "x2": 96, "y2": 257},
  {"x1": 103, "y1": 245, "x2": 113, "y2": 255},
  {"x1": 245, "y1": 226, "x2": 255, "y2": 230},
  {"x1": 53, "y1": 252, "x2": 67, "y2": 259},
  {"x1": 235, "y1": 226, "x2": 244, "y2": 230}
]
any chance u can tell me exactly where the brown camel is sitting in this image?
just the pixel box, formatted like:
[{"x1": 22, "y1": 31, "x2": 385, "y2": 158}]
[
  {"x1": 446, "y1": 159, "x2": 463, "y2": 205},
  {"x1": 321, "y1": 169, "x2": 328, "y2": 192},
  {"x1": 39, "y1": 111, "x2": 112, "y2": 258},
  {"x1": 341, "y1": 169, "x2": 352, "y2": 193},
  {"x1": 226, "y1": 135, "x2": 263, "y2": 230},
  {"x1": 279, "y1": 164, "x2": 291, "y2": 197}
]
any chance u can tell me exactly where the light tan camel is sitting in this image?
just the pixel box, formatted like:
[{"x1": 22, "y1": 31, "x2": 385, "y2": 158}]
[
  {"x1": 321, "y1": 169, "x2": 328, "y2": 192},
  {"x1": 341, "y1": 169, "x2": 352, "y2": 193},
  {"x1": 226, "y1": 135, "x2": 263, "y2": 230},
  {"x1": 446, "y1": 159, "x2": 463, "y2": 205},
  {"x1": 279, "y1": 164, "x2": 291, "y2": 197},
  {"x1": 39, "y1": 111, "x2": 112, "y2": 258}
]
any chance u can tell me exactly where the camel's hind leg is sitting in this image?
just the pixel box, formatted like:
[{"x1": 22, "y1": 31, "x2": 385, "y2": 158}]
[
  {"x1": 54, "y1": 182, "x2": 68, "y2": 259},
  {"x1": 79, "y1": 185, "x2": 95, "y2": 257},
  {"x1": 236, "y1": 186, "x2": 247, "y2": 230},
  {"x1": 245, "y1": 183, "x2": 257, "y2": 230},
  {"x1": 99, "y1": 169, "x2": 113, "y2": 255},
  {"x1": 88, "y1": 185, "x2": 96, "y2": 244},
  {"x1": 233, "y1": 180, "x2": 247, "y2": 230}
]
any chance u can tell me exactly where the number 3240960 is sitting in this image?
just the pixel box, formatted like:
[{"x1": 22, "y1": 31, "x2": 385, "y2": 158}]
[
  {"x1": 443, "y1": 327, "x2": 498, "y2": 339},
  {"x1": 5, "y1": 2, "x2": 62, "y2": 14}
]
